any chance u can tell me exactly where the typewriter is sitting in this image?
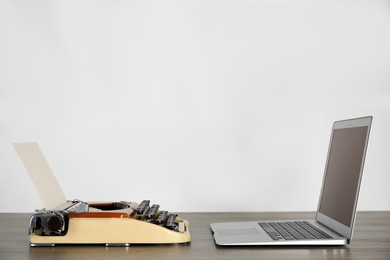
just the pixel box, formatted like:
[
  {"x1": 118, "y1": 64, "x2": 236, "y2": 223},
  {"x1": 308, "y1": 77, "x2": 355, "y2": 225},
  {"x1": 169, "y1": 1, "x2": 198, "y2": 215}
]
[
  {"x1": 28, "y1": 199, "x2": 190, "y2": 246},
  {"x1": 13, "y1": 143, "x2": 190, "y2": 246}
]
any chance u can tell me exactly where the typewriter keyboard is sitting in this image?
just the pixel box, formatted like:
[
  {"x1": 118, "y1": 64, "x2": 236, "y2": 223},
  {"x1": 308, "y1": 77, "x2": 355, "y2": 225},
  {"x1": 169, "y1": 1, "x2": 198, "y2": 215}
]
[{"x1": 134, "y1": 200, "x2": 186, "y2": 233}]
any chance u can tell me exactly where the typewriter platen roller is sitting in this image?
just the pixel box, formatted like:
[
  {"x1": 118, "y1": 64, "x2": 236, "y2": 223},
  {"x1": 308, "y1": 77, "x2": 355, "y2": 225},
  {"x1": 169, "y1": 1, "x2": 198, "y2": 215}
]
[{"x1": 28, "y1": 200, "x2": 191, "y2": 246}]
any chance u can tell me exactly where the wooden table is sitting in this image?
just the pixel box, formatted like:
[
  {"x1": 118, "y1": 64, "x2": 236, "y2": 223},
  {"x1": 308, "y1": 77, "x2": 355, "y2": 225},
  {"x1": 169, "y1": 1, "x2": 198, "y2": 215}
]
[{"x1": 1, "y1": 211, "x2": 389, "y2": 260}]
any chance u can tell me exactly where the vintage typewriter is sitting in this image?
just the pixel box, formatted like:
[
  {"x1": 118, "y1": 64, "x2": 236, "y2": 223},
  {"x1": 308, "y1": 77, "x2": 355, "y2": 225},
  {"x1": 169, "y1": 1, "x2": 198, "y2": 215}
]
[
  {"x1": 13, "y1": 143, "x2": 190, "y2": 246},
  {"x1": 28, "y1": 199, "x2": 190, "y2": 246}
]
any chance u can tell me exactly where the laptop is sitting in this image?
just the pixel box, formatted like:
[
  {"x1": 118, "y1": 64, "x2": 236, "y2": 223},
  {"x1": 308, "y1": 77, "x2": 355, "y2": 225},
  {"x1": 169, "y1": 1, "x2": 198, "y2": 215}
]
[{"x1": 210, "y1": 116, "x2": 372, "y2": 246}]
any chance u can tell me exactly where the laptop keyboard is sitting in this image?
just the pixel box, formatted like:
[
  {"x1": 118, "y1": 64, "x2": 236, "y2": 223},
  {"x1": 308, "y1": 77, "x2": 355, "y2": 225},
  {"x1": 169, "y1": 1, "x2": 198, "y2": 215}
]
[{"x1": 259, "y1": 221, "x2": 333, "y2": 241}]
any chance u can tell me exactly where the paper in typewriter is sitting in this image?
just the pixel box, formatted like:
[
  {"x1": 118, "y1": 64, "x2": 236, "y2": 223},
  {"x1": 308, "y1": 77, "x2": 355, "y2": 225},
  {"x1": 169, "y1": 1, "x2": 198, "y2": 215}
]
[{"x1": 13, "y1": 142, "x2": 67, "y2": 210}]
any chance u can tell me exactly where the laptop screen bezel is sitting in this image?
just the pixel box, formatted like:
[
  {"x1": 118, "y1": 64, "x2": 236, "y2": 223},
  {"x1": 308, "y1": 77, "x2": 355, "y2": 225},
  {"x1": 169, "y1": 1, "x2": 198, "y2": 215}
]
[{"x1": 315, "y1": 116, "x2": 372, "y2": 241}]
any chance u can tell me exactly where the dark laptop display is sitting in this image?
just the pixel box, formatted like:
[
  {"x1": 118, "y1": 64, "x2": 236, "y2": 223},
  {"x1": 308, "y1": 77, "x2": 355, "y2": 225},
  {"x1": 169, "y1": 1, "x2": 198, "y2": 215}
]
[{"x1": 318, "y1": 126, "x2": 369, "y2": 228}]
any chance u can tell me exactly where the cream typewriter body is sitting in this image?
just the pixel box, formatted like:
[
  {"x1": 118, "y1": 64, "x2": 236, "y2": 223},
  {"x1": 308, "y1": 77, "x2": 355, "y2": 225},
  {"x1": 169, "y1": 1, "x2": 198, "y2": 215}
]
[
  {"x1": 13, "y1": 143, "x2": 190, "y2": 246},
  {"x1": 29, "y1": 200, "x2": 190, "y2": 246}
]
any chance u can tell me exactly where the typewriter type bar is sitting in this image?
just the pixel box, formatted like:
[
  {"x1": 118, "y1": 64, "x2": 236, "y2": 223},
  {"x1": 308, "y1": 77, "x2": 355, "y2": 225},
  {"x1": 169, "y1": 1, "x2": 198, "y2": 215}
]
[
  {"x1": 155, "y1": 211, "x2": 169, "y2": 225},
  {"x1": 145, "y1": 204, "x2": 160, "y2": 220},
  {"x1": 136, "y1": 200, "x2": 150, "y2": 215},
  {"x1": 165, "y1": 214, "x2": 178, "y2": 230}
]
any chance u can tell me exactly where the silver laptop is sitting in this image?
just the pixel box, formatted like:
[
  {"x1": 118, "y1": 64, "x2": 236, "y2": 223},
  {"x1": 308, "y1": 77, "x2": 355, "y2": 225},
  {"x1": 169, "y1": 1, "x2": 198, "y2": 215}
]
[{"x1": 210, "y1": 116, "x2": 372, "y2": 246}]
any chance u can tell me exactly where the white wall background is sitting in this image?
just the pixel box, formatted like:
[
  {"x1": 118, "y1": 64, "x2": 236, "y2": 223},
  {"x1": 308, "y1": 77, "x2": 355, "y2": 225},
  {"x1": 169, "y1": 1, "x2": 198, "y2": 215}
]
[{"x1": 1, "y1": 0, "x2": 389, "y2": 213}]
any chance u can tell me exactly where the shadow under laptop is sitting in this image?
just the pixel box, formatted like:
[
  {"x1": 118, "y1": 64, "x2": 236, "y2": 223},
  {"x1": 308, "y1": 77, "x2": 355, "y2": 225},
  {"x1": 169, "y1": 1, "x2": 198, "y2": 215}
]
[{"x1": 214, "y1": 244, "x2": 352, "y2": 259}]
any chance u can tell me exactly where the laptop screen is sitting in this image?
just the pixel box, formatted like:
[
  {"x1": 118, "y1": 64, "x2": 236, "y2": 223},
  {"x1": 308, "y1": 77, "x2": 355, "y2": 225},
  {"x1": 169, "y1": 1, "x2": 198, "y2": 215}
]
[{"x1": 318, "y1": 126, "x2": 369, "y2": 228}]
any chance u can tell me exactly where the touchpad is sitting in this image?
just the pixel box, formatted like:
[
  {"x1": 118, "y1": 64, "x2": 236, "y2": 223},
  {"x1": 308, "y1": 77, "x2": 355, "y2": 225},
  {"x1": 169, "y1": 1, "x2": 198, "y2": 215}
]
[{"x1": 218, "y1": 228, "x2": 259, "y2": 236}]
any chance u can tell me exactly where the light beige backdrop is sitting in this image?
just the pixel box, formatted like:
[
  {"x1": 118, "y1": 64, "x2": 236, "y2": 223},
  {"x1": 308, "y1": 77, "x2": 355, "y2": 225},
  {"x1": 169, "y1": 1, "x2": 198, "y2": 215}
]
[{"x1": 1, "y1": 0, "x2": 389, "y2": 212}]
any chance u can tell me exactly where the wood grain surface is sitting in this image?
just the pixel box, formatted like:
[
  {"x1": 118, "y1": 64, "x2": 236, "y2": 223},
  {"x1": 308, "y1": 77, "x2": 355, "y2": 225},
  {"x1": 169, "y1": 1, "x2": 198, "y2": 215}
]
[{"x1": 0, "y1": 211, "x2": 389, "y2": 260}]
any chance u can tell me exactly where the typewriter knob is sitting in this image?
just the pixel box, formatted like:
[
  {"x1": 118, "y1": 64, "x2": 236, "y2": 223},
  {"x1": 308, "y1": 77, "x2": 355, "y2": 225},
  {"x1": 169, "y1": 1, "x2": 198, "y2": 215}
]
[
  {"x1": 47, "y1": 215, "x2": 62, "y2": 232},
  {"x1": 33, "y1": 217, "x2": 43, "y2": 235}
]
